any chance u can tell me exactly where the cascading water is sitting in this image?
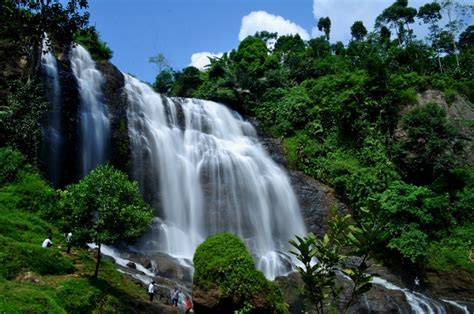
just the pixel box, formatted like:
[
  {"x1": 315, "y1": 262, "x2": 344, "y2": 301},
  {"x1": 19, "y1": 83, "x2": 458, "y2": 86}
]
[
  {"x1": 371, "y1": 277, "x2": 472, "y2": 314},
  {"x1": 70, "y1": 44, "x2": 109, "y2": 177},
  {"x1": 40, "y1": 46, "x2": 63, "y2": 187},
  {"x1": 124, "y1": 74, "x2": 307, "y2": 279}
]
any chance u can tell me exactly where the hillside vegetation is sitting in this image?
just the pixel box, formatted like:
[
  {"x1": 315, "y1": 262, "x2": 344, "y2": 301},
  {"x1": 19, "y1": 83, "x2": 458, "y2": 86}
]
[{"x1": 156, "y1": 1, "x2": 474, "y2": 272}]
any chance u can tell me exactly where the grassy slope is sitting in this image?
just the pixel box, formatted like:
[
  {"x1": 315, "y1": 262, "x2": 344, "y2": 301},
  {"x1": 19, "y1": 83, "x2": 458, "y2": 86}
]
[{"x1": 0, "y1": 181, "x2": 168, "y2": 313}]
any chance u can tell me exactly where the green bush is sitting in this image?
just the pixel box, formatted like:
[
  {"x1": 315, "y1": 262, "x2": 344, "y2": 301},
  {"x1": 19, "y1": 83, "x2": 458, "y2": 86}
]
[
  {"x1": 2, "y1": 172, "x2": 56, "y2": 214},
  {"x1": 73, "y1": 26, "x2": 113, "y2": 61},
  {"x1": 426, "y1": 224, "x2": 474, "y2": 275},
  {"x1": 193, "y1": 233, "x2": 287, "y2": 313},
  {"x1": 0, "y1": 147, "x2": 28, "y2": 186}
]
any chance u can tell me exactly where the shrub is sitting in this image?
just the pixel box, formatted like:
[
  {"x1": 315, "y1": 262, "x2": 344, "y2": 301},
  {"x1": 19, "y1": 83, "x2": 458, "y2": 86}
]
[
  {"x1": 0, "y1": 147, "x2": 28, "y2": 186},
  {"x1": 73, "y1": 26, "x2": 113, "y2": 61},
  {"x1": 193, "y1": 233, "x2": 287, "y2": 313}
]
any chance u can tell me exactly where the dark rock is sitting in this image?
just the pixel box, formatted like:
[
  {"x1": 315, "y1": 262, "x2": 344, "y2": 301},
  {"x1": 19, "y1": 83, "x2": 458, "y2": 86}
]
[
  {"x1": 274, "y1": 272, "x2": 306, "y2": 314},
  {"x1": 127, "y1": 262, "x2": 136, "y2": 269},
  {"x1": 97, "y1": 60, "x2": 130, "y2": 174},
  {"x1": 425, "y1": 268, "x2": 474, "y2": 301}
]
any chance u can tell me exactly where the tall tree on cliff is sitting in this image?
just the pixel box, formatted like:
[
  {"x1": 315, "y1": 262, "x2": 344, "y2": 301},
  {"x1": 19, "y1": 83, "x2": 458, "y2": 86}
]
[
  {"x1": 376, "y1": 0, "x2": 417, "y2": 46},
  {"x1": 417, "y1": 2, "x2": 444, "y2": 72},
  {"x1": 317, "y1": 17, "x2": 331, "y2": 41},
  {"x1": 10, "y1": 0, "x2": 90, "y2": 79}
]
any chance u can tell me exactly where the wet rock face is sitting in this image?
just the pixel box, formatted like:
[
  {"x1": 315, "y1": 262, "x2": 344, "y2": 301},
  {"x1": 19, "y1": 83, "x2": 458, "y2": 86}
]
[
  {"x1": 97, "y1": 61, "x2": 130, "y2": 174},
  {"x1": 55, "y1": 55, "x2": 80, "y2": 186}
]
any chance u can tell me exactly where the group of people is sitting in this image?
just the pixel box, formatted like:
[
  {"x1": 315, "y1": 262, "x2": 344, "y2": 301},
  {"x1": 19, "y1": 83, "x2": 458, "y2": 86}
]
[
  {"x1": 41, "y1": 232, "x2": 73, "y2": 253},
  {"x1": 147, "y1": 283, "x2": 193, "y2": 313}
]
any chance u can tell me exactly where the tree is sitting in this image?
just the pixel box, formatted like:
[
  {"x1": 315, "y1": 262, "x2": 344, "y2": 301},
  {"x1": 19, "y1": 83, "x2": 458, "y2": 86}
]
[
  {"x1": 417, "y1": 2, "x2": 443, "y2": 72},
  {"x1": 351, "y1": 21, "x2": 368, "y2": 41},
  {"x1": 171, "y1": 66, "x2": 203, "y2": 97},
  {"x1": 11, "y1": 0, "x2": 90, "y2": 78},
  {"x1": 149, "y1": 52, "x2": 170, "y2": 73},
  {"x1": 60, "y1": 164, "x2": 153, "y2": 278},
  {"x1": 393, "y1": 103, "x2": 459, "y2": 185},
  {"x1": 317, "y1": 17, "x2": 331, "y2": 41},
  {"x1": 440, "y1": 0, "x2": 474, "y2": 67},
  {"x1": 376, "y1": 0, "x2": 417, "y2": 46},
  {"x1": 459, "y1": 25, "x2": 474, "y2": 50},
  {"x1": 73, "y1": 26, "x2": 112, "y2": 61},
  {"x1": 290, "y1": 212, "x2": 386, "y2": 313},
  {"x1": 153, "y1": 68, "x2": 174, "y2": 94}
]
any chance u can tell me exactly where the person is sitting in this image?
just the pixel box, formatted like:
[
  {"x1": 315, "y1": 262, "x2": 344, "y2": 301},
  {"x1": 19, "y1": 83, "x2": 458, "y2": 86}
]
[
  {"x1": 171, "y1": 287, "x2": 180, "y2": 307},
  {"x1": 414, "y1": 276, "x2": 420, "y2": 290},
  {"x1": 184, "y1": 295, "x2": 193, "y2": 314},
  {"x1": 148, "y1": 280, "x2": 156, "y2": 302},
  {"x1": 66, "y1": 232, "x2": 73, "y2": 254},
  {"x1": 468, "y1": 240, "x2": 473, "y2": 264},
  {"x1": 42, "y1": 236, "x2": 53, "y2": 248}
]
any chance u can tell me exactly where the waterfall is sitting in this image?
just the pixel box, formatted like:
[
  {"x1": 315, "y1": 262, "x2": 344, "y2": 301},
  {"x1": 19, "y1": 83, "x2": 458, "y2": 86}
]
[
  {"x1": 70, "y1": 44, "x2": 110, "y2": 177},
  {"x1": 371, "y1": 277, "x2": 472, "y2": 314},
  {"x1": 40, "y1": 47, "x2": 63, "y2": 187},
  {"x1": 124, "y1": 74, "x2": 307, "y2": 279}
]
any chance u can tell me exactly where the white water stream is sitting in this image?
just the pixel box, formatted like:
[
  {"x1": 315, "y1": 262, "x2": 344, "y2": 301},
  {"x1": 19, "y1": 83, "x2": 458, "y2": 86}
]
[
  {"x1": 124, "y1": 74, "x2": 306, "y2": 279},
  {"x1": 70, "y1": 44, "x2": 109, "y2": 177},
  {"x1": 41, "y1": 44, "x2": 62, "y2": 187},
  {"x1": 372, "y1": 277, "x2": 471, "y2": 313}
]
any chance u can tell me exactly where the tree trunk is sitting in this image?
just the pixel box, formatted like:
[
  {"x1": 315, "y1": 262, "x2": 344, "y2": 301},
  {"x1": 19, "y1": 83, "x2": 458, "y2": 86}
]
[{"x1": 94, "y1": 243, "x2": 102, "y2": 278}]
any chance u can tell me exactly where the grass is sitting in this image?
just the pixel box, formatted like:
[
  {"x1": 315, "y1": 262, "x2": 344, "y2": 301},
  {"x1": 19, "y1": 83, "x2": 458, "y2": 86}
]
[{"x1": 0, "y1": 172, "x2": 161, "y2": 313}]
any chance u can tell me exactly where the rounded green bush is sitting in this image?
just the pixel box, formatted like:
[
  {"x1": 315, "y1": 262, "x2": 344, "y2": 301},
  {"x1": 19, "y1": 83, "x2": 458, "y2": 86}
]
[{"x1": 193, "y1": 232, "x2": 287, "y2": 313}]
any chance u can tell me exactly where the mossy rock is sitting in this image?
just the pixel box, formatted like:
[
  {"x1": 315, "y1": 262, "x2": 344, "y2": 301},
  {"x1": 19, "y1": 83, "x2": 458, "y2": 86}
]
[{"x1": 193, "y1": 232, "x2": 288, "y2": 313}]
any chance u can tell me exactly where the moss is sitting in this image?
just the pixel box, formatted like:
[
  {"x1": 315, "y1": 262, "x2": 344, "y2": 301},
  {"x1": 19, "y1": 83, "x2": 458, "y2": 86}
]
[{"x1": 193, "y1": 233, "x2": 288, "y2": 313}]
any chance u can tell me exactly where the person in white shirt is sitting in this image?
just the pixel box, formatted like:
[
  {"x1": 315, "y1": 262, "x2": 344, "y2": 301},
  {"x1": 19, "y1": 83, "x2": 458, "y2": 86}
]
[
  {"x1": 42, "y1": 237, "x2": 53, "y2": 248},
  {"x1": 66, "y1": 232, "x2": 73, "y2": 254},
  {"x1": 148, "y1": 280, "x2": 156, "y2": 302}
]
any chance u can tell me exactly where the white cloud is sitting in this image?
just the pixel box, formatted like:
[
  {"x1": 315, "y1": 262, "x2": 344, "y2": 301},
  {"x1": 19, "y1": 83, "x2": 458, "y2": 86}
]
[
  {"x1": 189, "y1": 52, "x2": 223, "y2": 70},
  {"x1": 239, "y1": 11, "x2": 310, "y2": 41},
  {"x1": 312, "y1": 0, "x2": 430, "y2": 43}
]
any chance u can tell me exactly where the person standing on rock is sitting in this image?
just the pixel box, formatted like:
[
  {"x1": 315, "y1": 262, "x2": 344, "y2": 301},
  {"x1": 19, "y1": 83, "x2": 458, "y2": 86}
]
[
  {"x1": 171, "y1": 287, "x2": 180, "y2": 307},
  {"x1": 148, "y1": 280, "x2": 156, "y2": 302},
  {"x1": 66, "y1": 232, "x2": 73, "y2": 254},
  {"x1": 414, "y1": 276, "x2": 420, "y2": 290}
]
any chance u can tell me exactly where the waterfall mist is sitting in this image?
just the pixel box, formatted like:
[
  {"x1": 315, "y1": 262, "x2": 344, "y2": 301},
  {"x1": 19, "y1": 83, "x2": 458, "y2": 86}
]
[
  {"x1": 124, "y1": 74, "x2": 307, "y2": 279},
  {"x1": 70, "y1": 44, "x2": 110, "y2": 177}
]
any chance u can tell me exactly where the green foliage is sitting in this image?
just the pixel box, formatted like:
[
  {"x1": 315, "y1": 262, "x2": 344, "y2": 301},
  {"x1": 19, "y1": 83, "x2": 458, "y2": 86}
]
[
  {"x1": 60, "y1": 164, "x2": 153, "y2": 246},
  {"x1": 60, "y1": 164, "x2": 153, "y2": 277},
  {"x1": 153, "y1": 68, "x2": 175, "y2": 94},
  {"x1": 0, "y1": 80, "x2": 49, "y2": 161},
  {"x1": 171, "y1": 66, "x2": 204, "y2": 97},
  {"x1": 351, "y1": 21, "x2": 368, "y2": 41},
  {"x1": 290, "y1": 213, "x2": 386, "y2": 313},
  {"x1": 73, "y1": 26, "x2": 113, "y2": 61},
  {"x1": 377, "y1": 180, "x2": 452, "y2": 261},
  {"x1": 426, "y1": 224, "x2": 474, "y2": 275},
  {"x1": 317, "y1": 17, "x2": 332, "y2": 41},
  {"x1": 393, "y1": 102, "x2": 459, "y2": 185},
  {"x1": 193, "y1": 233, "x2": 287, "y2": 313},
  {"x1": 0, "y1": 147, "x2": 28, "y2": 186}
]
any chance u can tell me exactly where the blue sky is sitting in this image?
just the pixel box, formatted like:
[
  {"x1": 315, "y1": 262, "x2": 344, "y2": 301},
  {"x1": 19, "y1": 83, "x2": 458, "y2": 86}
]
[{"x1": 87, "y1": 0, "x2": 471, "y2": 83}]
